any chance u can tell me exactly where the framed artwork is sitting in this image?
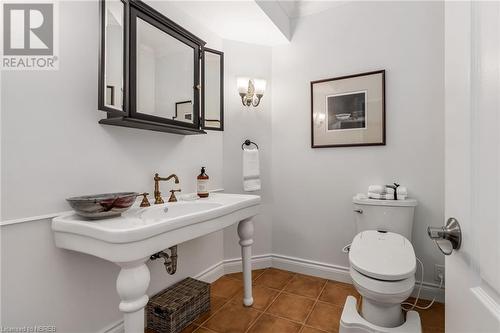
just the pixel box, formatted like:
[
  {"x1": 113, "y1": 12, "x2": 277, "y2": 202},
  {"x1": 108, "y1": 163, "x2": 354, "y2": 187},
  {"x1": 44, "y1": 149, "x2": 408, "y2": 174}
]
[
  {"x1": 173, "y1": 100, "x2": 193, "y2": 123},
  {"x1": 311, "y1": 70, "x2": 385, "y2": 148}
]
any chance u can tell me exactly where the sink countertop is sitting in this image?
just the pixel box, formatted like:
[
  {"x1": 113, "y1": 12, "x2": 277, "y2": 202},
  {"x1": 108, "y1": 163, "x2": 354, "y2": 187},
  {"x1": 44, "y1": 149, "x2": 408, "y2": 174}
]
[{"x1": 52, "y1": 193, "x2": 260, "y2": 244}]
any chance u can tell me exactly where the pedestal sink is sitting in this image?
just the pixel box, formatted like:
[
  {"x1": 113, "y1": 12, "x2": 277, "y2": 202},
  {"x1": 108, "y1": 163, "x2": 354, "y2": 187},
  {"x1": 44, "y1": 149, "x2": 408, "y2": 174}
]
[{"x1": 52, "y1": 193, "x2": 260, "y2": 333}]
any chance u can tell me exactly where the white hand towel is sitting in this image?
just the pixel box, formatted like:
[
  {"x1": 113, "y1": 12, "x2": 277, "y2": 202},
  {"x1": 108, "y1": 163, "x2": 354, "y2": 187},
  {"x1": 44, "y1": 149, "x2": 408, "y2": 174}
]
[
  {"x1": 368, "y1": 185, "x2": 385, "y2": 194},
  {"x1": 368, "y1": 192, "x2": 394, "y2": 200},
  {"x1": 368, "y1": 185, "x2": 394, "y2": 194},
  {"x1": 243, "y1": 148, "x2": 261, "y2": 191},
  {"x1": 385, "y1": 187, "x2": 395, "y2": 194}
]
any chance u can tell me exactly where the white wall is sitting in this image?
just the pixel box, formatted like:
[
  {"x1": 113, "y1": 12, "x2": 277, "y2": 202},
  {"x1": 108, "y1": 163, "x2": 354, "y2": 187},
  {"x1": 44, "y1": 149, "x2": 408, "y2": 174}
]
[
  {"x1": 1, "y1": 1, "x2": 224, "y2": 220},
  {"x1": 271, "y1": 1, "x2": 445, "y2": 285},
  {"x1": 1, "y1": 1, "x2": 447, "y2": 331},
  {"x1": 0, "y1": 1, "x2": 227, "y2": 332},
  {"x1": 222, "y1": 40, "x2": 273, "y2": 260}
]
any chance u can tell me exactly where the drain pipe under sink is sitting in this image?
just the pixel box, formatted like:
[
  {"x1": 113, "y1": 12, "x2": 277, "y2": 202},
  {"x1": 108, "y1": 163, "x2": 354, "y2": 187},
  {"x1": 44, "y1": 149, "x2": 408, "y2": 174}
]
[{"x1": 150, "y1": 245, "x2": 178, "y2": 275}]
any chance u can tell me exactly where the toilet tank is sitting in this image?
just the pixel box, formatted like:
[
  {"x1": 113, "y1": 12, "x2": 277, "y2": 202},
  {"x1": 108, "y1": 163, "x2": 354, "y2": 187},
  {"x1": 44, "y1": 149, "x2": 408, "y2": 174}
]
[{"x1": 352, "y1": 196, "x2": 418, "y2": 240}]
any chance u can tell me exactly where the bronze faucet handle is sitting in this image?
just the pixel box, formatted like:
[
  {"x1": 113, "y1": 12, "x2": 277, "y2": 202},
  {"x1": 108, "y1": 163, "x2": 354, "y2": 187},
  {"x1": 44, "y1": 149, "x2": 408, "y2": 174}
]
[
  {"x1": 168, "y1": 189, "x2": 181, "y2": 203},
  {"x1": 139, "y1": 192, "x2": 151, "y2": 207}
]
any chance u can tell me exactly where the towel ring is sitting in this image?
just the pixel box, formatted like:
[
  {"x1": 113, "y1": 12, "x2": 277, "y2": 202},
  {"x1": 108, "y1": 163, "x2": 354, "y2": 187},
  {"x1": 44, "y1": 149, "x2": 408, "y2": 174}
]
[{"x1": 241, "y1": 139, "x2": 259, "y2": 150}]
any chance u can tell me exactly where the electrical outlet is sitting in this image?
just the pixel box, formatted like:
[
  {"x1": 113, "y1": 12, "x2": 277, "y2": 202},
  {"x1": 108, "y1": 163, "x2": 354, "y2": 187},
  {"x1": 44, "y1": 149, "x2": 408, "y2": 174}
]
[{"x1": 435, "y1": 264, "x2": 445, "y2": 283}]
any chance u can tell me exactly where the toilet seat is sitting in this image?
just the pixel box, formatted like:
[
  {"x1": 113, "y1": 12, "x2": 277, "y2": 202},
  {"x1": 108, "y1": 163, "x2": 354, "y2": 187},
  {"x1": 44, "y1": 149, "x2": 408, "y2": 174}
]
[
  {"x1": 349, "y1": 231, "x2": 416, "y2": 281},
  {"x1": 350, "y1": 267, "x2": 415, "y2": 303}
]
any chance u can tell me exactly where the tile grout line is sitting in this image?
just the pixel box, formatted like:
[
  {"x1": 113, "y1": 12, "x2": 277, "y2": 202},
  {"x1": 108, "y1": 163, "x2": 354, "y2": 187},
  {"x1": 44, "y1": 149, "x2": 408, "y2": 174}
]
[
  {"x1": 159, "y1": 269, "x2": 442, "y2": 333},
  {"x1": 254, "y1": 274, "x2": 330, "y2": 333},
  {"x1": 196, "y1": 268, "x2": 270, "y2": 333},
  {"x1": 199, "y1": 271, "x2": 322, "y2": 332},
  {"x1": 193, "y1": 278, "x2": 254, "y2": 332},
  {"x1": 243, "y1": 272, "x2": 334, "y2": 332},
  {"x1": 194, "y1": 276, "x2": 347, "y2": 333},
  {"x1": 299, "y1": 279, "x2": 329, "y2": 332},
  {"x1": 243, "y1": 270, "x2": 298, "y2": 333},
  {"x1": 192, "y1": 295, "x2": 232, "y2": 332}
]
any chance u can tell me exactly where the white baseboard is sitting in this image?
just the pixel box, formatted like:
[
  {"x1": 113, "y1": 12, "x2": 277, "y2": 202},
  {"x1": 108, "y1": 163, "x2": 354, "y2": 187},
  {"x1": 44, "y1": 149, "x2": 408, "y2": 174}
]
[
  {"x1": 223, "y1": 254, "x2": 273, "y2": 274},
  {"x1": 100, "y1": 319, "x2": 124, "y2": 333},
  {"x1": 103, "y1": 253, "x2": 444, "y2": 332},
  {"x1": 269, "y1": 253, "x2": 445, "y2": 303},
  {"x1": 416, "y1": 281, "x2": 445, "y2": 303},
  {"x1": 271, "y1": 253, "x2": 352, "y2": 284},
  {"x1": 193, "y1": 260, "x2": 226, "y2": 283},
  {"x1": 206, "y1": 253, "x2": 444, "y2": 303}
]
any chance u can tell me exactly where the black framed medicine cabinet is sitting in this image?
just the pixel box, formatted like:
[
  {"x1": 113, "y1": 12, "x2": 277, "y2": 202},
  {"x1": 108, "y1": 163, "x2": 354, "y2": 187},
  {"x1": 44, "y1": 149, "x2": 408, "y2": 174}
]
[
  {"x1": 202, "y1": 48, "x2": 224, "y2": 131},
  {"x1": 98, "y1": 0, "x2": 224, "y2": 135}
]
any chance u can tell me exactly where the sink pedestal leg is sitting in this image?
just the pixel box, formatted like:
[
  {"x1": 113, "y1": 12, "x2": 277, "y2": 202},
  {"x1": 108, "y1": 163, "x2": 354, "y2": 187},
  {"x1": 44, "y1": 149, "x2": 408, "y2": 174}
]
[
  {"x1": 238, "y1": 218, "x2": 254, "y2": 306},
  {"x1": 116, "y1": 260, "x2": 150, "y2": 333}
]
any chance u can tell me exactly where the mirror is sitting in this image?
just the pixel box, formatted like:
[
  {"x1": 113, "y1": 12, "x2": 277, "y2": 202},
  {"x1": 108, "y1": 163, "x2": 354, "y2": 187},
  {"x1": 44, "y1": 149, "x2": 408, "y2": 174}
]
[
  {"x1": 203, "y1": 48, "x2": 224, "y2": 130},
  {"x1": 100, "y1": 0, "x2": 124, "y2": 112},
  {"x1": 131, "y1": 11, "x2": 199, "y2": 127}
]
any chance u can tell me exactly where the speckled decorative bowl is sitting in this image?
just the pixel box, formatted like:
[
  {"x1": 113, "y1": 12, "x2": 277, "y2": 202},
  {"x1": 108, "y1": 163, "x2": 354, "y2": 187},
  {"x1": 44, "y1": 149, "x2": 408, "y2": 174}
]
[{"x1": 66, "y1": 192, "x2": 139, "y2": 219}]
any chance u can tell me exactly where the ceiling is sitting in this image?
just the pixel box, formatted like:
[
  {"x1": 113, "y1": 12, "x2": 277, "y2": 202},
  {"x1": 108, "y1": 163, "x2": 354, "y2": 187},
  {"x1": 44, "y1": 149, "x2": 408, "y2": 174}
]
[
  {"x1": 276, "y1": 1, "x2": 347, "y2": 18},
  {"x1": 168, "y1": 1, "x2": 291, "y2": 46},
  {"x1": 168, "y1": 1, "x2": 348, "y2": 46}
]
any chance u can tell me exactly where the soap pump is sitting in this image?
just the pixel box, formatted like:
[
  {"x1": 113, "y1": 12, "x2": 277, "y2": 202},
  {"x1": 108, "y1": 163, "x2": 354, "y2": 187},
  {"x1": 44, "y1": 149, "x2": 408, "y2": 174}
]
[{"x1": 197, "y1": 167, "x2": 209, "y2": 198}]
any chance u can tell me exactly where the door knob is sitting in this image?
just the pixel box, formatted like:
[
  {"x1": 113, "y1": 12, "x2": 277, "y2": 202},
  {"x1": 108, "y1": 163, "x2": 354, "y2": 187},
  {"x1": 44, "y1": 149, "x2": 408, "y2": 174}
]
[{"x1": 427, "y1": 217, "x2": 462, "y2": 255}]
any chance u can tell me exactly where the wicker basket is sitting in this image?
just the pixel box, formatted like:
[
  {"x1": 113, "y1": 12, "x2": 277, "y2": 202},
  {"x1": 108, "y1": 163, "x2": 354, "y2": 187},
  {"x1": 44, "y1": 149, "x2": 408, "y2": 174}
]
[{"x1": 146, "y1": 277, "x2": 210, "y2": 333}]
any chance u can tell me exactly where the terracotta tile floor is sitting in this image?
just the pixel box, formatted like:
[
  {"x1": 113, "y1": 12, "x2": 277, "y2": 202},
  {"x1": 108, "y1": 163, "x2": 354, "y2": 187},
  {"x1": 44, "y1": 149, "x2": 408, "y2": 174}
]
[{"x1": 146, "y1": 268, "x2": 445, "y2": 333}]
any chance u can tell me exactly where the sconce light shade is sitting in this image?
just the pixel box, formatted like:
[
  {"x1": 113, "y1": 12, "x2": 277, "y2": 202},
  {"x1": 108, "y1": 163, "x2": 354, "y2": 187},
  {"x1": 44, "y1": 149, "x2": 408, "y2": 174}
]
[
  {"x1": 253, "y1": 79, "x2": 266, "y2": 95},
  {"x1": 237, "y1": 77, "x2": 266, "y2": 107},
  {"x1": 237, "y1": 77, "x2": 250, "y2": 94}
]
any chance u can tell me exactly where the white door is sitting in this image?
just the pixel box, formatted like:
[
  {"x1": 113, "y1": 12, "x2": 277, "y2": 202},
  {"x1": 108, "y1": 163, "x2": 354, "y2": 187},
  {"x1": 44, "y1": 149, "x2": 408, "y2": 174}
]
[{"x1": 445, "y1": 1, "x2": 500, "y2": 332}]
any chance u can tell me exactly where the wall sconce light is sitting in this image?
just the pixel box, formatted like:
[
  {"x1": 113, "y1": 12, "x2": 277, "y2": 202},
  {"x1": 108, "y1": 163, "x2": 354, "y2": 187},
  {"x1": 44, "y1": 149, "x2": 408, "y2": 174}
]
[{"x1": 237, "y1": 77, "x2": 266, "y2": 107}]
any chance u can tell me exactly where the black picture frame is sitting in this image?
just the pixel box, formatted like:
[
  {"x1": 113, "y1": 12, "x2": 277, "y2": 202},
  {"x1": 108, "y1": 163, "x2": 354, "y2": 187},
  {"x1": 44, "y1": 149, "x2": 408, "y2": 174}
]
[
  {"x1": 201, "y1": 47, "x2": 224, "y2": 131},
  {"x1": 310, "y1": 70, "x2": 386, "y2": 148},
  {"x1": 173, "y1": 100, "x2": 192, "y2": 120}
]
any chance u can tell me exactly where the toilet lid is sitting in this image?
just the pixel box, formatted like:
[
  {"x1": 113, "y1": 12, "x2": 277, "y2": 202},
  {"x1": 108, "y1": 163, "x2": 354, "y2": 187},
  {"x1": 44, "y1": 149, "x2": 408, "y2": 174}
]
[{"x1": 349, "y1": 230, "x2": 416, "y2": 281}]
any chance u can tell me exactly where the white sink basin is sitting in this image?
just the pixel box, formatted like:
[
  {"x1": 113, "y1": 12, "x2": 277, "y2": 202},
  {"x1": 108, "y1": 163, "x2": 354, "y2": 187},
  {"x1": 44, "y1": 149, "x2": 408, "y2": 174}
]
[
  {"x1": 52, "y1": 193, "x2": 259, "y2": 259},
  {"x1": 135, "y1": 202, "x2": 223, "y2": 221},
  {"x1": 52, "y1": 192, "x2": 260, "y2": 333}
]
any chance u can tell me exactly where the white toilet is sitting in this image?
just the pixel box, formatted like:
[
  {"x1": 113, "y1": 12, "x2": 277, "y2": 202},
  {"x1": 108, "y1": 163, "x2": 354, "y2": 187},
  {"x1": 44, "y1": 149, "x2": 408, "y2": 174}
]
[{"x1": 340, "y1": 196, "x2": 421, "y2": 333}]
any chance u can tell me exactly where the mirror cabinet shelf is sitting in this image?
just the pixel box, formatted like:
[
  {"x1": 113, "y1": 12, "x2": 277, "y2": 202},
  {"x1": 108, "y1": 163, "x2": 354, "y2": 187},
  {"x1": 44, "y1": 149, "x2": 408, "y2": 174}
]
[
  {"x1": 98, "y1": 0, "x2": 224, "y2": 135},
  {"x1": 99, "y1": 117, "x2": 207, "y2": 135}
]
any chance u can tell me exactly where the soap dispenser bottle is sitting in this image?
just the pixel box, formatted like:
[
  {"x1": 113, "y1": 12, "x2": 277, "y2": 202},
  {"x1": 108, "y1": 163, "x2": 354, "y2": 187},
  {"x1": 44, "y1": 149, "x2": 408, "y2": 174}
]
[{"x1": 197, "y1": 167, "x2": 209, "y2": 198}]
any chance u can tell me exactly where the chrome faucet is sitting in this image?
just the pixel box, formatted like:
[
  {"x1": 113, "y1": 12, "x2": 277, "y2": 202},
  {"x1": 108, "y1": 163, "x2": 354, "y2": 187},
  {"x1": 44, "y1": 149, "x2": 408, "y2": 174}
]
[{"x1": 154, "y1": 173, "x2": 180, "y2": 204}]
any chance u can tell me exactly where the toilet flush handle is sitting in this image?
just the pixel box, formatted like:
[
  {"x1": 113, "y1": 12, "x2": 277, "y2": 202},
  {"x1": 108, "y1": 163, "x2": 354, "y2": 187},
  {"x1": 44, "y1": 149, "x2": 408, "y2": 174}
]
[{"x1": 353, "y1": 208, "x2": 363, "y2": 214}]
